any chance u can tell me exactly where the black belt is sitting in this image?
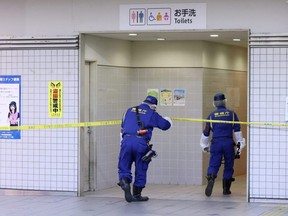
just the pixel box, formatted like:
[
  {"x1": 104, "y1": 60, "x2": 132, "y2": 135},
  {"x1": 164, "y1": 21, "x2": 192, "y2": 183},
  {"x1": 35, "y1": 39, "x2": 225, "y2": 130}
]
[
  {"x1": 212, "y1": 136, "x2": 233, "y2": 140},
  {"x1": 124, "y1": 134, "x2": 149, "y2": 141}
]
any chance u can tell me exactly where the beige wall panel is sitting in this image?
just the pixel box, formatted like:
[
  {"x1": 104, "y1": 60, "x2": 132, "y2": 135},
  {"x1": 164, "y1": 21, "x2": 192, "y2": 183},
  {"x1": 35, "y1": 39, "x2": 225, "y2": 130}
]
[{"x1": 131, "y1": 41, "x2": 203, "y2": 68}]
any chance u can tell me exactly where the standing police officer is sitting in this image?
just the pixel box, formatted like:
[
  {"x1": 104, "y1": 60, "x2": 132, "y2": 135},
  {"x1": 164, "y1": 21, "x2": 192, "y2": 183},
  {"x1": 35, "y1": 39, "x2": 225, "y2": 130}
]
[
  {"x1": 200, "y1": 93, "x2": 245, "y2": 197},
  {"x1": 118, "y1": 95, "x2": 172, "y2": 202}
]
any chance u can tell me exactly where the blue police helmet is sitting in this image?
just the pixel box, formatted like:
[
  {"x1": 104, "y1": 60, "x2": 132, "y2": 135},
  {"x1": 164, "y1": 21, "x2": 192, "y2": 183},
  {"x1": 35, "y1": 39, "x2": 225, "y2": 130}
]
[
  {"x1": 213, "y1": 93, "x2": 226, "y2": 108},
  {"x1": 144, "y1": 95, "x2": 158, "y2": 106},
  {"x1": 214, "y1": 93, "x2": 226, "y2": 101}
]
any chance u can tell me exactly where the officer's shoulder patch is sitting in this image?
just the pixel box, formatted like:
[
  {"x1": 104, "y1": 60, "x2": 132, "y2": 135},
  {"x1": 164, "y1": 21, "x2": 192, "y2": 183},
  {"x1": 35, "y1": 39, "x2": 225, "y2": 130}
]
[{"x1": 139, "y1": 109, "x2": 147, "y2": 114}]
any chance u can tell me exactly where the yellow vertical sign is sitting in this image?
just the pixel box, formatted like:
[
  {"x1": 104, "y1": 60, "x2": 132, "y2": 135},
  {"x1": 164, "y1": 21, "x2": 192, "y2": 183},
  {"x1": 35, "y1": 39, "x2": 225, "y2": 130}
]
[{"x1": 48, "y1": 81, "x2": 63, "y2": 118}]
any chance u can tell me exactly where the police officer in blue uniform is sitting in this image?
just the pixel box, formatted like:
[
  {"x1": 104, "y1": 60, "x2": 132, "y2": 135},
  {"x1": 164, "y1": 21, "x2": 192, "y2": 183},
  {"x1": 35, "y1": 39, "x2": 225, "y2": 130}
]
[
  {"x1": 200, "y1": 93, "x2": 245, "y2": 197},
  {"x1": 118, "y1": 95, "x2": 172, "y2": 202}
]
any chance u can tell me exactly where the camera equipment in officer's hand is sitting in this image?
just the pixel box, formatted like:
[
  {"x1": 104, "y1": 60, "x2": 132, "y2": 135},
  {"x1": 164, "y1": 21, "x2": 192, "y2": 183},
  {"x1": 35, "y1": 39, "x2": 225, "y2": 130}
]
[
  {"x1": 142, "y1": 144, "x2": 158, "y2": 162},
  {"x1": 235, "y1": 142, "x2": 241, "y2": 159}
]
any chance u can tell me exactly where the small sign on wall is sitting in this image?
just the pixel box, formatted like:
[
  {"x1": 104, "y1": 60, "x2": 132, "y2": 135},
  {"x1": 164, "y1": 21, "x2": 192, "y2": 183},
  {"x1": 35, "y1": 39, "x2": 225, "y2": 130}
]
[
  {"x1": 147, "y1": 89, "x2": 159, "y2": 99},
  {"x1": 0, "y1": 75, "x2": 21, "y2": 139},
  {"x1": 160, "y1": 88, "x2": 173, "y2": 106},
  {"x1": 173, "y1": 89, "x2": 186, "y2": 106},
  {"x1": 48, "y1": 81, "x2": 63, "y2": 118},
  {"x1": 120, "y1": 3, "x2": 207, "y2": 30}
]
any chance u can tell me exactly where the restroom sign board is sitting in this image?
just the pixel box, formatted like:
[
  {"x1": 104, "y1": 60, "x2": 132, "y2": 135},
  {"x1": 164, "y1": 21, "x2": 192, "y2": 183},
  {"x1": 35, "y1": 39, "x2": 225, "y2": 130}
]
[{"x1": 121, "y1": 3, "x2": 206, "y2": 30}]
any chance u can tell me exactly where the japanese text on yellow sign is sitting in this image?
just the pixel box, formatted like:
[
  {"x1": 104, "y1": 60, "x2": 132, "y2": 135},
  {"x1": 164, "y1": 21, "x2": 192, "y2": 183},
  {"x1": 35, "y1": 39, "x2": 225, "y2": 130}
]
[{"x1": 48, "y1": 81, "x2": 63, "y2": 118}]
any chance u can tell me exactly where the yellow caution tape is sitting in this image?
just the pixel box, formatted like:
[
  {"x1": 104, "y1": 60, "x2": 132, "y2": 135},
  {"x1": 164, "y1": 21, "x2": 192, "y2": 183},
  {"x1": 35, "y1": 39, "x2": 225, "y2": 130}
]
[
  {"x1": 0, "y1": 120, "x2": 122, "y2": 131},
  {"x1": 0, "y1": 118, "x2": 287, "y2": 131},
  {"x1": 176, "y1": 118, "x2": 288, "y2": 127},
  {"x1": 171, "y1": 118, "x2": 288, "y2": 127}
]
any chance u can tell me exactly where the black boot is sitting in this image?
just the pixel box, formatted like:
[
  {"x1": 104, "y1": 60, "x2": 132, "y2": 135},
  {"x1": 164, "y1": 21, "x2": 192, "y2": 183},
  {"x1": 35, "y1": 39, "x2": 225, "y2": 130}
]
[
  {"x1": 118, "y1": 178, "x2": 134, "y2": 202},
  {"x1": 223, "y1": 179, "x2": 232, "y2": 195},
  {"x1": 133, "y1": 185, "x2": 149, "y2": 201},
  {"x1": 205, "y1": 174, "x2": 217, "y2": 197}
]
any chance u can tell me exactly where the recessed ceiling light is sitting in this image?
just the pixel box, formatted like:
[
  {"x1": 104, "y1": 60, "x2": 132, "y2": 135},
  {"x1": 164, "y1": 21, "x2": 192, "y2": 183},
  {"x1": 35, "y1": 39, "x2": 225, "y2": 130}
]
[
  {"x1": 233, "y1": 38, "x2": 241, "y2": 41},
  {"x1": 210, "y1": 34, "x2": 219, "y2": 37},
  {"x1": 157, "y1": 38, "x2": 165, "y2": 41},
  {"x1": 129, "y1": 33, "x2": 137, "y2": 36}
]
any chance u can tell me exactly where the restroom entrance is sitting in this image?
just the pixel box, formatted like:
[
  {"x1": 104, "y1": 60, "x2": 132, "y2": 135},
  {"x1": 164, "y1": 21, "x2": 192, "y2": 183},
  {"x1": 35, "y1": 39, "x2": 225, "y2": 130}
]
[{"x1": 79, "y1": 30, "x2": 249, "y2": 198}]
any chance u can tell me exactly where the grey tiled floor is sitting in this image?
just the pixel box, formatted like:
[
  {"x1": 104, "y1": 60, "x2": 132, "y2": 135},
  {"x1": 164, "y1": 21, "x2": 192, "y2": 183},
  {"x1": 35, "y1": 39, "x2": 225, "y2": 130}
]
[{"x1": 0, "y1": 175, "x2": 288, "y2": 216}]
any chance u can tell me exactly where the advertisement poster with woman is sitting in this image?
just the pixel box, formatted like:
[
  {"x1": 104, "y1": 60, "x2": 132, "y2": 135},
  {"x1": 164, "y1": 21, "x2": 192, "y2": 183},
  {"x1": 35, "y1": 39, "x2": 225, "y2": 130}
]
[{"x1": 0, "y1": 75, "x2": 21, "y2": 139}]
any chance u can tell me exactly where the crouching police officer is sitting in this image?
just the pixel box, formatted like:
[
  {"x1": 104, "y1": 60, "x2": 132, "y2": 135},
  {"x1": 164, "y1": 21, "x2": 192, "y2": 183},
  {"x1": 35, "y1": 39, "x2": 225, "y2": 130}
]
[
  {"x1": 200, "y1": 93, "x2": 246, "y2": 197},
  {"x1": 118, "y1": 95, "x2": 172, "y2": 202}
]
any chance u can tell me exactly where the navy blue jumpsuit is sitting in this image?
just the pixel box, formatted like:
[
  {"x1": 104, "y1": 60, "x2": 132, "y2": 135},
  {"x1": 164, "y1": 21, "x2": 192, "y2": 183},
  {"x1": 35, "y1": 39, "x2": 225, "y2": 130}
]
[
  {"x1": 118, "y1": 103, "x2": 171, "y2": 187},
  {"x1": 203, "y1": 106, "x2": 241, "y2": 180}
]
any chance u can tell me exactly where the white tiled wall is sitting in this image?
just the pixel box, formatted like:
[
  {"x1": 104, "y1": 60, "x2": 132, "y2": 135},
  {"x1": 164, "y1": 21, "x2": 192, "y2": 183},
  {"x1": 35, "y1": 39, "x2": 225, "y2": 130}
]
[
  {"x1": 93, "y1": 66, "x2": 130, "y2": 190},
  {"x1": 249, "y1": 47, "x2": 288, "y2": 202},
  {"x1": 94, "y1": 65, "x2": 248, "y2": 189},
  {"x1": 95, "y1": 66, "x2": 203, "y2": 187},
  {"x1": 0, "y1": 49, "x2": 79, "y2": 192},
  {"x1": 132, "y1": 68, "x2": 203, "y2": 185}
]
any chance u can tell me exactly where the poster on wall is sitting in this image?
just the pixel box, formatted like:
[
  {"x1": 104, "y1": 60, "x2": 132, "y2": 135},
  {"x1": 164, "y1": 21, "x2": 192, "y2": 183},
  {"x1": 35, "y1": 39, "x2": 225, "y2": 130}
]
[
  {"x1": 147, "y1": 89, "x2": 159, "y2": 99},
  {"x1": 48, "y1": 81, "x2": 63, "y2": 118},
  {"x1": 0, "y1": 75, "x2": 21, "y2": 139},
  {"x1": 173, "y1": 89, "x2": 186, "y2": 106},
  {"x1": 160, "y1": 88, "x2": 173, "y2": 106}
]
